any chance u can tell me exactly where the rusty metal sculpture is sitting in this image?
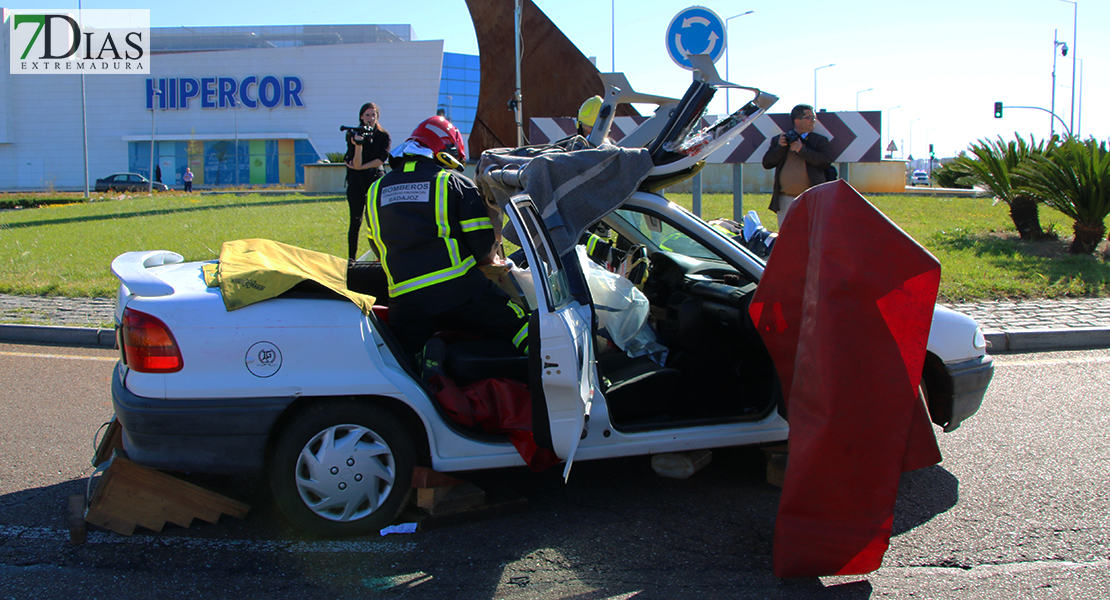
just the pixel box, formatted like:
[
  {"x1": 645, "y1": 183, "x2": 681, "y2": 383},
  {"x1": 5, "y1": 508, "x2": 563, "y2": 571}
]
[{"x1": 464, "y1": 0, "x2": 638, "y2": 158}]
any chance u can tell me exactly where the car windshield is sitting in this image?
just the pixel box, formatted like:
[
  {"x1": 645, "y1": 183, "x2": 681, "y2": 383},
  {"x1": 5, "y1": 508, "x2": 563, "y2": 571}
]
[{"x1": 611, "y1": 208, "x2": 722, "y2": 261}]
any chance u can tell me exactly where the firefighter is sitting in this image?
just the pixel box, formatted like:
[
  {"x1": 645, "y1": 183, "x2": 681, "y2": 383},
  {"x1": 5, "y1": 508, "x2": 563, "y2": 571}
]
[
  {"x1": 577, "y1": 95, "x2": 603, "y2": 137},
  {"x1": 365, "y1": 116, "x2": 529, "y2": 367}
]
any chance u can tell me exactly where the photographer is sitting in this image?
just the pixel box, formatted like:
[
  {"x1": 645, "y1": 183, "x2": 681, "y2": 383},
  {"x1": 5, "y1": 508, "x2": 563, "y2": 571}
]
[
  {"x1": 761, "y1": 104, "x2": 833, "y2": 228},
  {"x1": 344, "y1": 102, "x2": 391, "y2": 260}
]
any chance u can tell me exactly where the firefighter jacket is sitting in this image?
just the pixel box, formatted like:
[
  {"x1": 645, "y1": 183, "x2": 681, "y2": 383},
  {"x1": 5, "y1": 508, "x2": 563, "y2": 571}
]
[{"x1": 366, "y1": 158, "x2": 496, "y2": 312}]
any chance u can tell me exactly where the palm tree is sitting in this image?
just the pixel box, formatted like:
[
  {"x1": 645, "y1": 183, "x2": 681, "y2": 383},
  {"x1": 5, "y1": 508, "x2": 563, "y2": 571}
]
[
  {"x1": 952, "y1": 135, "x2": 1055, "y2": 240},
  {"x1": 1015, "y1": 137, "x2": 1110, "y2": 255}
]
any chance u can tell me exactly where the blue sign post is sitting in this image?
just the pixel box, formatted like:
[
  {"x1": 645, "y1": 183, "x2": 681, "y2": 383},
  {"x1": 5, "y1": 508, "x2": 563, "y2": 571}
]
[{"x1": 665, "y1": 6, "x2": 727, "y2": 70}]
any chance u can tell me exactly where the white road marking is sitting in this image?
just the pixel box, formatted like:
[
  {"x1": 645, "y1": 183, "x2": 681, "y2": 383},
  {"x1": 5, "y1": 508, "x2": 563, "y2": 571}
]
[
  {"x1": 0, "y1": 350, "x2": 117, "y2": 362},
  {"x1": 0, "y1": 523, "x2": 416, "y2": 553},
  {"x1": 994, "y1": 355, "x2": 1110, "y2": 368}
]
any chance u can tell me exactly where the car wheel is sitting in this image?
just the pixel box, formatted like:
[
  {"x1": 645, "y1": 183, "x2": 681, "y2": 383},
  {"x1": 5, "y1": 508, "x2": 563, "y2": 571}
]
[{"x1": 269, "y1": 401, "x2": 414, "y2": 537}]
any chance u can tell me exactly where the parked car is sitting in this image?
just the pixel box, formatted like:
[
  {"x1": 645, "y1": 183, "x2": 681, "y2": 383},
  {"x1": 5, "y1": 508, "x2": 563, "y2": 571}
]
[
  {"x1": 109, "y1": 63, "x2": 993, "y2": 537},
  {"x1": 911, "y1": 170, "x2": 930, "y2": 186},
  {"x1": 95, "y1": 173, "x2": 169, "y2": 193}
]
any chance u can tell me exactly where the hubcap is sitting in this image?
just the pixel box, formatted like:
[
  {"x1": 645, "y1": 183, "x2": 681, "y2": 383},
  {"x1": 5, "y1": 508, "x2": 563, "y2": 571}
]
[{"x1": 294, "y1": 424, "x2": 396, "y2": 522}]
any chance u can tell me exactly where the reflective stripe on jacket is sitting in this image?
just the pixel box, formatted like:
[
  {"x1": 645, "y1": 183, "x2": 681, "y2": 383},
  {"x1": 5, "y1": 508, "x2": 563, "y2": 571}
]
[{"x1": 366, "y1": 160, "x2": 495, "y2": 298}]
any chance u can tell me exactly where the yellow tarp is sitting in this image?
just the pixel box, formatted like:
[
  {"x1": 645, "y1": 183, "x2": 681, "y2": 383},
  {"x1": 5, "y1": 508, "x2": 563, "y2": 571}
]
[{"x1": 214, "y1": 239, "x2": 375, "y2": 314}]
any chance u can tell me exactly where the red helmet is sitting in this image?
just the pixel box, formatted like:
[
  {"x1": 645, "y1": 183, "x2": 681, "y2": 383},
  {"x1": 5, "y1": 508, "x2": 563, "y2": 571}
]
[{"x1": 408, "y1": 116, "x2": 466, "y2": 162}]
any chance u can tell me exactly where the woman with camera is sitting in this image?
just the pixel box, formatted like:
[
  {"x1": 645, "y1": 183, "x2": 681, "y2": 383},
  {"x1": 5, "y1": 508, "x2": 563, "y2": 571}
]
[{"x1": 344, "y1": 102, "x2": 391, "y2": 260}]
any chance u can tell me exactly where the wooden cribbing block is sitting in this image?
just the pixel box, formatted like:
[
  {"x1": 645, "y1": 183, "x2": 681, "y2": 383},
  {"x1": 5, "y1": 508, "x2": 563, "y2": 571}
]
[
  {"x1": 416, "y1": 483, "x2": 486, "y2": 515},
  {"x1": 68, "y1": 495, "x2": 87, "y2": 544},
  {"x1": 762, "y1": 444, "x2": 789, "y2": 488},
  {"x1": 411, "y1": 467, "x2": 485, "y2": 515},
  {"x1": 411, "y1": 466, "x2": 467, "y2": 489},
  {"x1": 85, "y1": 451, "x2": 250, "y2": 536}
]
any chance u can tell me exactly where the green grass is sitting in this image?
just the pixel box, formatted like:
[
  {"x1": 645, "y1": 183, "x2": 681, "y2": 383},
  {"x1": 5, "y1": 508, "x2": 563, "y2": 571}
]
[
  {"x1": 1, "y1": 191, "x2": 1108, "y2": 302},
  {"x1": 0, "y1": 193, "x2": 350, "y2": 297},
  {"x1": 668, "y1": 192, "x2": 1109, "y2": 302}
]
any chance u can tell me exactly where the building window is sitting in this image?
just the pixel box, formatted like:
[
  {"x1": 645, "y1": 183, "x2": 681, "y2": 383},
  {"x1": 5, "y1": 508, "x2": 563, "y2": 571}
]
[{"x1": 438, "y1": 52, "x2": 481, "y2": 135}]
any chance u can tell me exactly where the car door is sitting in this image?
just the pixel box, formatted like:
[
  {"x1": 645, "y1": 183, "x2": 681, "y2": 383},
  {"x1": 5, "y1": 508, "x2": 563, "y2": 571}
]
[{"x1": 503, "y1": 195, "x2": 594, "y2": 478}]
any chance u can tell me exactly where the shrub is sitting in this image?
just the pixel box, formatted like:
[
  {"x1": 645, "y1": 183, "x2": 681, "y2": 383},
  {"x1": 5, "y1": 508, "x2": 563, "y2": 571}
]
[
  {"x1": 1015, "y1": 137, "x2": 1110, "y2": 254},
  {"x1": 953, "y1": 135, "x2": 1056, "y2": 240}
]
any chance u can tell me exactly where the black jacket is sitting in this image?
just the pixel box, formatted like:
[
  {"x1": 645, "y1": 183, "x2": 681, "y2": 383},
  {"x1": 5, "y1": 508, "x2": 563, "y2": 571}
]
[
  {"x1": 366, "y1": 158, "x2": 496, "y2": 313},
  {"x1": 761, "y1": 132, "x2": 834, "y2": 212},
  {"x1": 345, "y1": 127, "x2": 391, "y2": 186}
]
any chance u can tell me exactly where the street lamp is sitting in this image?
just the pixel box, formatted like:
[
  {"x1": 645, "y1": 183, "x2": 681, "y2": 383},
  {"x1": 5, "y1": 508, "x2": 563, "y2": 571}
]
[
  {"x1": 1051, "y1": 29, "x2": 1068, "y2": 138},
  {"x1": 855, "y1": 88, "x2": 873, "y2": 111},
  {"x1": 813, "y1": 63, "x2": 835, "y2": 111},
  {"x1": 1078, "y1": 58, "x2": 1083, "y2": 136},
  {"x1": 885, "y1": 105, "x2": 901, "y2": 157},
  {"x1": 724, "y1": 10, "x2": 755, "y2": 114},
  {"x1": 149, "y1": 86, "x2": 161, "y2": 195},
  {"x1": 232, "y1": 100, "x2": 239, "y2": 187},
  {"x1": 909, "y1": 117, "x2": 922, "y2": 163},
  {"x1": 1060, "y1": 0, "x2": 1077, "y2": 134}
]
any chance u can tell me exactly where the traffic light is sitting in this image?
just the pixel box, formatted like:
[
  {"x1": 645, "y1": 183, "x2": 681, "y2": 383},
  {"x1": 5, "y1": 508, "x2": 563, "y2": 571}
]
[
  {"x1": 994, "y1": 102, "x2": 1003, "y2": 118},
  {"x1": 929, "y1": 144, "x2": 935, "y2": 158}
]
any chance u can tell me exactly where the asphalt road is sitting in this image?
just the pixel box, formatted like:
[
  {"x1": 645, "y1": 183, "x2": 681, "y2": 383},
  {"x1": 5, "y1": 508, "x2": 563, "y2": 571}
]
[{"x1": 1, "y1": 343, "x2": 1108, "y2": 599}]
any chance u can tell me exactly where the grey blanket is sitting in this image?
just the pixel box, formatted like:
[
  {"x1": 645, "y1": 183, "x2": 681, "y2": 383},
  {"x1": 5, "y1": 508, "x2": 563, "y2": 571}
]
[{"x1": 476, "y1": 143, "x2": 654, "y2": 255}]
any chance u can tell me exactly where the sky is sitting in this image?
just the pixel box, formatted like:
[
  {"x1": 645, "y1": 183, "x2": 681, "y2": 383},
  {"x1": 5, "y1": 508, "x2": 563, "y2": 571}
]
[{"x1": 6, "y1": 0, "x2": 1105, "y2": 160}]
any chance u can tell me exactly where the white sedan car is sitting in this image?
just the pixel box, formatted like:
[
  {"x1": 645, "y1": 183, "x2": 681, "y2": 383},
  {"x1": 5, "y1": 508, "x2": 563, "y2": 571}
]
[
  {"x1": 109, "y1": 187, "x2": 992, "y2": 537},
  {"x1": 108, "y1": 70, "x2": 992, "y2": 537}
]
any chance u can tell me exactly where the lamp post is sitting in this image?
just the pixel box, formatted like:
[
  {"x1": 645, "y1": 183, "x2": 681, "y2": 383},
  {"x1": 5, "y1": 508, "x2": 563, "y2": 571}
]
[
  {"x1": 909, "y1": 117, "x2": 922, "y2": 164},
  {"x1": 149, "y1": 87, "x2": 161, "y2": 195},
  {"x1": 855, "y1": 88, "x2": 873, "y2": 111},
  {"x1": 1051, "y1": 29, "x2": 1068, "y2": 138},
  {"x1": 885, "y1": 105, "x2": 901, "y2": 157},
  {"x1": 232, "y1": 101, "x2": 239, "y2": 187},
  {"x1": 79, "y1": 0, "x2": 89, "y2": 199},
  {"x1": 1078, "y1": 58, "x2": 1083, "y2": 136},
  {"x1": 724, "y1": 10, "x2": 754, "y2": 114},
  {"x1": 813, "y1": 63, "x2": 835, "y2": 111},
  {"x1": 1060, "y1": 0, "x2": 1077, "y2": 134}
]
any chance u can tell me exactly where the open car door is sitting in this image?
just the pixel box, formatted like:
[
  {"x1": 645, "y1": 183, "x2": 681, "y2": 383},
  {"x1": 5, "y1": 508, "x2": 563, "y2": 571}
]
[{"x1": 504, "y1": 195, "x2": 595, "y2": 478}]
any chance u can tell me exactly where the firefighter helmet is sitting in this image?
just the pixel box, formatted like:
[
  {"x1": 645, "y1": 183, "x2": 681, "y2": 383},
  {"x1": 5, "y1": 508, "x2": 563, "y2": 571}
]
[
  {"x1": 577, "y1": 96, "x2": 603, "y2": 130},
  {"x1": 408, "y1": 116, "x2": 466, "y2": 163}
]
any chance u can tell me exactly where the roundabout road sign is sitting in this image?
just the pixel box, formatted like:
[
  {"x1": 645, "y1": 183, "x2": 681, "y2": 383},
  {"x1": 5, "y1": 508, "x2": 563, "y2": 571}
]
[{"x1": 666, "y1": 6, "x2": 726, "y2": 70}]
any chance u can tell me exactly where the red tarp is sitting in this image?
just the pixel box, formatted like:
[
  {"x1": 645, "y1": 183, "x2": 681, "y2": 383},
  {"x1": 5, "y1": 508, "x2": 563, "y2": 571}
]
[
  {"x1": 431, "y1": 375, "x2": 560, "y2": 472},
  {"x1": 748, "y1": 180, "x2": 943, "y2": 577}
]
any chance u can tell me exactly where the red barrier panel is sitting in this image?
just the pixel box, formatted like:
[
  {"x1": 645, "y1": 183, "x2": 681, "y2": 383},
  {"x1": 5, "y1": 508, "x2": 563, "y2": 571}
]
[{"x1": 749, "y1": 180, "x2": 943, "y2": 577}]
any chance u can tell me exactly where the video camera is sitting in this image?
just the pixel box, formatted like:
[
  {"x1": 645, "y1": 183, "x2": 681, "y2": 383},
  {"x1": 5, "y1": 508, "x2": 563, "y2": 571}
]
[{"x1": 340, "y1": 125, "x2": 374, "y2": 139}]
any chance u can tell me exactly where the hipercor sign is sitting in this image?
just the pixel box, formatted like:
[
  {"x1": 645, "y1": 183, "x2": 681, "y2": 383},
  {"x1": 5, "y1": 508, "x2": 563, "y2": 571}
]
[
  {"x1": 145, "y1": 76, "x2": 306, "y2": 109},
  {"x1": 9, "y1": 9, "x2": 150, "y2": 74}
]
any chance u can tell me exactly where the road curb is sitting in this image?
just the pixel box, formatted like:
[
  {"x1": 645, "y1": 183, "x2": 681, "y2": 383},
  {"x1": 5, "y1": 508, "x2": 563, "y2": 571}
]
[
  {"x1": 3, "y1": 323, "x2": 1110, "y2": 355},
  {"x1": 984, "y1": 328, "x2": 1110, "y2": 354},
  {"x1": 0, "y1": 324, "x2": 116, "y2": 349}
]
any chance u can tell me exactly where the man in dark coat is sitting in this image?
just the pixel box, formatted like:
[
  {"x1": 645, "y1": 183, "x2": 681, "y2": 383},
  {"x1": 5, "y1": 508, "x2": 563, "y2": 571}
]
[{"x1": 762, "y1": 104, "x2": 834, "y2": 228}]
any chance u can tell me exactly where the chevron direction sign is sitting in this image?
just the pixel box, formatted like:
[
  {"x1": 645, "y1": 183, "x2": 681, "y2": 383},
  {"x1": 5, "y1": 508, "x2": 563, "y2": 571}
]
[
  {"x1": 529, "y1": 110, "x2": 881, "y2": 163},
  {"x1": 528, "y1": 116, "x2": 651, "y2": 145},
  {"x1": 714, "y1": 110, "x2": 882, "y2": 164}
]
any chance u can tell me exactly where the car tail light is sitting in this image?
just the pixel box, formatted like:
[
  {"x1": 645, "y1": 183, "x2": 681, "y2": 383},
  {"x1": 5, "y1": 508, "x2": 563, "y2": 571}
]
[{"x1": 120, "y1": 308, "x2": 184, "y2": 373}]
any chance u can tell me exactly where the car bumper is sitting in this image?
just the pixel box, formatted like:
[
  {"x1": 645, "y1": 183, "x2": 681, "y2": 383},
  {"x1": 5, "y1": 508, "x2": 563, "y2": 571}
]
[
  {"x1": 942, "y1": 354, "x2": 994, "y2": 432},
  {"x1": 111, "y1": 363, "x2": 291, "y2": 475}
]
